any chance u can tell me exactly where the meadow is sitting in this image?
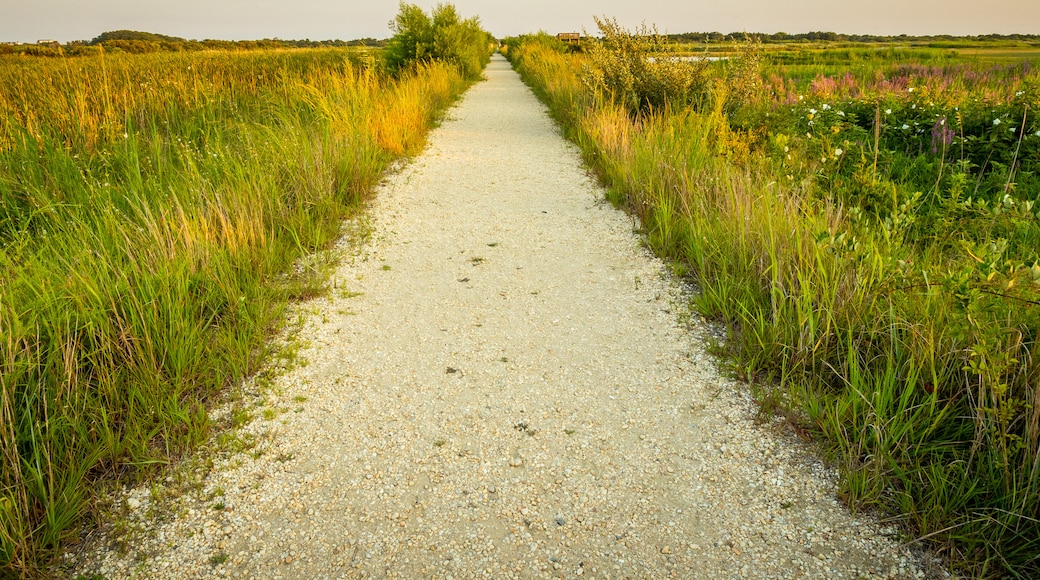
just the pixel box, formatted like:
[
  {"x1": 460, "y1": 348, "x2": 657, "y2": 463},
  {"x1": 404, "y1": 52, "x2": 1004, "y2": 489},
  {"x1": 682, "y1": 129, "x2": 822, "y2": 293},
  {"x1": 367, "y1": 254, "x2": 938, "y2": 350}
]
[
  {"x1": 0, "y1": 45, "x2": 473, "y2": 576},
  {"x1": 505, "y1": 30, "x2": 1039, "y2": 577}
]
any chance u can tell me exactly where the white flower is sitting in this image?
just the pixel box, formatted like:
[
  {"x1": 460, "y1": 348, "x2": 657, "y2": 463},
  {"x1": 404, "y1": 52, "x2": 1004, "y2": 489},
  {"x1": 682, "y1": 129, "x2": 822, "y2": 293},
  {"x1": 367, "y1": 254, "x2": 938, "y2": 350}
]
[
  {"x1": 994, "y1": 118, "x2": 1002, "y2": 125},
  {"x1": 1016, "y1": 91, "x2": 1025, "y2": 97},
  {"x1": 837, "y1": 111, "x2": 845, "y2": 116},
  {"x1": 809, "y1": 108, "x2": 817, "y2": 115},
  {"x1": 1035, "y1": 130, "x2": 1040, "y2": 137},
  {"x1": 908, "y1": 87, "x2": 915, "y2": 92},
  {"x1": 885, "y1": 108, "x2": 893, "y2": 115},
  {"x1": 834, "y1": 148, "x2": 844, "y2": 156},
  {"x1": 822, "y1": 104, "x2": 831, "y2": 110},
  {"x1": 911, "y1": 104, "x2": 916, "y2": 110},
  {"x1": 902, "y1": 124, "x2": 910, "y2": 130}
]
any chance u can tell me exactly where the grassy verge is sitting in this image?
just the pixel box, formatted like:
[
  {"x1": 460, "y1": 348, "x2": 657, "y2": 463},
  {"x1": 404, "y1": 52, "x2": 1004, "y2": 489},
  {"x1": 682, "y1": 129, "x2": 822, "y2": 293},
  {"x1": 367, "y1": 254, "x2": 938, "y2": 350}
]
[
  {"x1": 0, "y1": 47, "x2": 470, "y2": 576},
  {"x1": 505, "y1": 36, "x2": 1039, "y2": 577}
]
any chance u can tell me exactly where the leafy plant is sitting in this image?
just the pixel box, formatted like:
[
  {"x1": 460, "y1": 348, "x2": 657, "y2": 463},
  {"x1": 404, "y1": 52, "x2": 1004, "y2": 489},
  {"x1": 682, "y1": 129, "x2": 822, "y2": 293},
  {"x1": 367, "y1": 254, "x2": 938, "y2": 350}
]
[
  {"x1": 384, "y1": 2, "x2": 493, "y2": 80},
  {"x1": 582, "y1": 17, "x2": 711, "y2": 115}
]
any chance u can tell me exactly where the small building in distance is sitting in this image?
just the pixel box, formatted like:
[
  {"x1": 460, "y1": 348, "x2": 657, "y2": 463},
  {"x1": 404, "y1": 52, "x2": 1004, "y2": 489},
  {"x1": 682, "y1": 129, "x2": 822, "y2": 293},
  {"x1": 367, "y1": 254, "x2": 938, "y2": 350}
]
[
  {"x1": 36, "y1": 39, "x2": 60, "y2": 46},
  {"x1": 556, "y1": 33, "x2": 581, "y2": 44}
]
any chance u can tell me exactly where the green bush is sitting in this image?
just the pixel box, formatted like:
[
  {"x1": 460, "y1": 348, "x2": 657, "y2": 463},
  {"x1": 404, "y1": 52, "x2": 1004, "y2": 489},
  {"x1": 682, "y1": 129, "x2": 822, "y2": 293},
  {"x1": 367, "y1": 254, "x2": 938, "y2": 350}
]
[
  {"x1": 582, "y1": 17, "x2": 711, "y2": 115},
  {"x1": 384, "y1": 2, "x2": 492, "y2": 80}
]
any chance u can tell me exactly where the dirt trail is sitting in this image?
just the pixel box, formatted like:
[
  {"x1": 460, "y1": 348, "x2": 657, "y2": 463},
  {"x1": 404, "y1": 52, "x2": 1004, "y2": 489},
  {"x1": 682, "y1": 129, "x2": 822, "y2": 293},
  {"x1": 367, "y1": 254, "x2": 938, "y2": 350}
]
[{"x1": 73, "y1": 55, "x2": 926, "y2": 579}]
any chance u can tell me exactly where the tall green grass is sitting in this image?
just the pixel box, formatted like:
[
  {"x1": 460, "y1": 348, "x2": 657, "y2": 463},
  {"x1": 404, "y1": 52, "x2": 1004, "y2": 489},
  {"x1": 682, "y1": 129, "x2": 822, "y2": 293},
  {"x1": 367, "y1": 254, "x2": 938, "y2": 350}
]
[
  {"x1": 0, "y1": 48, "x2": 469, "y2": 576},
  {"x1": 507, "y1": 37, "x2": 1039, "y2": 577}
]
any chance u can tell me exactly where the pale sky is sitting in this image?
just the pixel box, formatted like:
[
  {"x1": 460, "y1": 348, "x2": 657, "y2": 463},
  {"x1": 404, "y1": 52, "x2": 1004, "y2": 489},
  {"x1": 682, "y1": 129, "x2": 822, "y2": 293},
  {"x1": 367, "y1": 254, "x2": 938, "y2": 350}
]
[{"x1": 1, "y1": 0, "x2": 1038, "y2": 44}]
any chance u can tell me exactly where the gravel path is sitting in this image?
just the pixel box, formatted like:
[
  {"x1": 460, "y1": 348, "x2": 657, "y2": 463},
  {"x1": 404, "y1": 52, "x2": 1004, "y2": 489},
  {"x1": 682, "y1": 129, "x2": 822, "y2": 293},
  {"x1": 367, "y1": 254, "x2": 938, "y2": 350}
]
[{"x1": 69, "y1": 55, "x2": 927, "y2": 579}]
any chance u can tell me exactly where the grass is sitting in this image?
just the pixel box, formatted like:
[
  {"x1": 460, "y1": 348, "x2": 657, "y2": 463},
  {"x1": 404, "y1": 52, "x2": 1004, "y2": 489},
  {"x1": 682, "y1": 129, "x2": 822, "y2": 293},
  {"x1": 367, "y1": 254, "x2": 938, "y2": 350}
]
[
  {"x1": 0, "y1": 47, "x2": 471, "y2": 576},
  {"x1": 507, "y1": 34, "x2": 1039, "y2": 577}
]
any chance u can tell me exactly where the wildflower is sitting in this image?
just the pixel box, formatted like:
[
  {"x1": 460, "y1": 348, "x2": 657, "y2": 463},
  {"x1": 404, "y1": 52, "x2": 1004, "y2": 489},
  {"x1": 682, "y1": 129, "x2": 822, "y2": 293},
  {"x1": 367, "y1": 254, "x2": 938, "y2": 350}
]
[
  {"x1": 834, "y1": 148, "x2": 844, "y2": 156},
  {"x1": 931, "y1": 116, "x2": 954, "y2": 153},
  {"x1": 837, "y1": 111, "x2": 845, "y2": 117},
  {"x1": 994, "y1": 118, "x2": 1002, "y2": 125},
  {"x1": 123, "y1": 132, "x2": 128, "y2": 139},
  {"x1": 908, "y1": 87, "x2": 915, "y2": 92},
  {"x1": 822, "y1": 103, "x2": 831, "y2": 110},
  {"x1": 902, "y1": 124, "x2": 910, "y2": 130},
  {"x1": 1035, "y1": 130, "x2": 1040, "y2": 137},
  {"x1": 1016, "y1": 90, "x2": 1025, "y2": 97},
  {"x1": 809, "y1": 108, "x2": 817, "y2": 115},
  {"x1": 885, "y1": 108, "x2": 892, "y2": 115}
]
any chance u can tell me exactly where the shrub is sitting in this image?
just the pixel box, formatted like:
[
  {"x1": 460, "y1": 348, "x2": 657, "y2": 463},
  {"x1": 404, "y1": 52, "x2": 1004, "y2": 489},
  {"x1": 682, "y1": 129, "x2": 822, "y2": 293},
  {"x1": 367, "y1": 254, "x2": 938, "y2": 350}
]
[
  {"x1": 582, "y1": 17, "x2": 711, "y2": 115},
  {"x1": 384, "y1": 2, "x2": 493, "y2": 80}
]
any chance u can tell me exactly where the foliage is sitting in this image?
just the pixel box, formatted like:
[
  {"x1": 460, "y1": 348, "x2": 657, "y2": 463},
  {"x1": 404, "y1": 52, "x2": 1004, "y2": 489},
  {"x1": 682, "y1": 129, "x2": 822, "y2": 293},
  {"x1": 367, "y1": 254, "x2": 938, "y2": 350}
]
[
  {"x1": 384, "y1": 2, "x2": 493, "y2": 80},
  {"x1": 0, "y1": 48, "x2": 470, "y2": 576},
  {"x1": 509, "y1": 33, "x2": 1040, "y2": 577},
  {"x1": 666, "y1": 31, "x2": 1040, "y2": 45},
  {"x1": 89, "y1": 30, "x2": 187, "y2": 44},
  {"x1": 582, "y1": 17, "x2": 711, "y2": 115}
]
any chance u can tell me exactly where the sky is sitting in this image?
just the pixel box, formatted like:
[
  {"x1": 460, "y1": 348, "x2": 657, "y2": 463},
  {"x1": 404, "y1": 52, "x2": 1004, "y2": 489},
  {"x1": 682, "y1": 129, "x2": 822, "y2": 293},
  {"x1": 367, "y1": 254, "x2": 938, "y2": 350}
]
[{"x1": 1, "y1": 0, "x2": 1038, "y2": 44}]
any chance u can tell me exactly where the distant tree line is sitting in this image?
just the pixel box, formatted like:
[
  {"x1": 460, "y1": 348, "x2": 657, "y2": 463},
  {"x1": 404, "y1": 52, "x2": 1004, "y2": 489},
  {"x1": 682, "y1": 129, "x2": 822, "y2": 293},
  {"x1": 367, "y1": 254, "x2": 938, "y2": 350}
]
[
  {"x1": 666, "y1": 31, "x2": 1040, "y2": 44},
  {"x1": 0, "y1": 29, "x2": 386, "y2": 57},
  {"x1": 6, "y1": 28, "x2": 1040, "y2": 59}
]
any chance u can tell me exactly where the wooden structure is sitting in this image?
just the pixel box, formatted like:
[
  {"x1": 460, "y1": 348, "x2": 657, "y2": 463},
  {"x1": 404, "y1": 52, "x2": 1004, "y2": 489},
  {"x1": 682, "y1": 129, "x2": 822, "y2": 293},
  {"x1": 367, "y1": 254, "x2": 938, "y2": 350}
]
[{"x1": 556, "y1": 33, "x2": 581, "y2": 44}]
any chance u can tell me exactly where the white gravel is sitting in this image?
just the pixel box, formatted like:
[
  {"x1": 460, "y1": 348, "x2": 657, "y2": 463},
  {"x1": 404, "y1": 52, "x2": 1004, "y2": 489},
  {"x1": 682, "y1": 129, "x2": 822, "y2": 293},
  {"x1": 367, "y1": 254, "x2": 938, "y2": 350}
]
[{"x1": 66, "y1": 55, "x2": 929, "y2": 579}]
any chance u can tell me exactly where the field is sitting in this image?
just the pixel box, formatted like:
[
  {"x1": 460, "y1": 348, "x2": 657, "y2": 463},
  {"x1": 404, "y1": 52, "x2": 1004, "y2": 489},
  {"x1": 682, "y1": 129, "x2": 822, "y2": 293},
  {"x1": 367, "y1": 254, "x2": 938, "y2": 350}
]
[
  {"x1": 0, "y1": 46, "x2": 471, "y2": 575},
  {"x1": 505, "y1": 31, "x2": 1039, "y2": 577}
]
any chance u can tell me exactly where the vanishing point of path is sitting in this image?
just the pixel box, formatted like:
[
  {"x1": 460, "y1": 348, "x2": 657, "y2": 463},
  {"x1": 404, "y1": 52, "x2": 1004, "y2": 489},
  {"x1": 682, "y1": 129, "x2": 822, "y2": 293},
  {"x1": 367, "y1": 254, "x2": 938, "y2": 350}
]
[{"x1": 73, "y1": 56, "x2": 927, "y2": 579}]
